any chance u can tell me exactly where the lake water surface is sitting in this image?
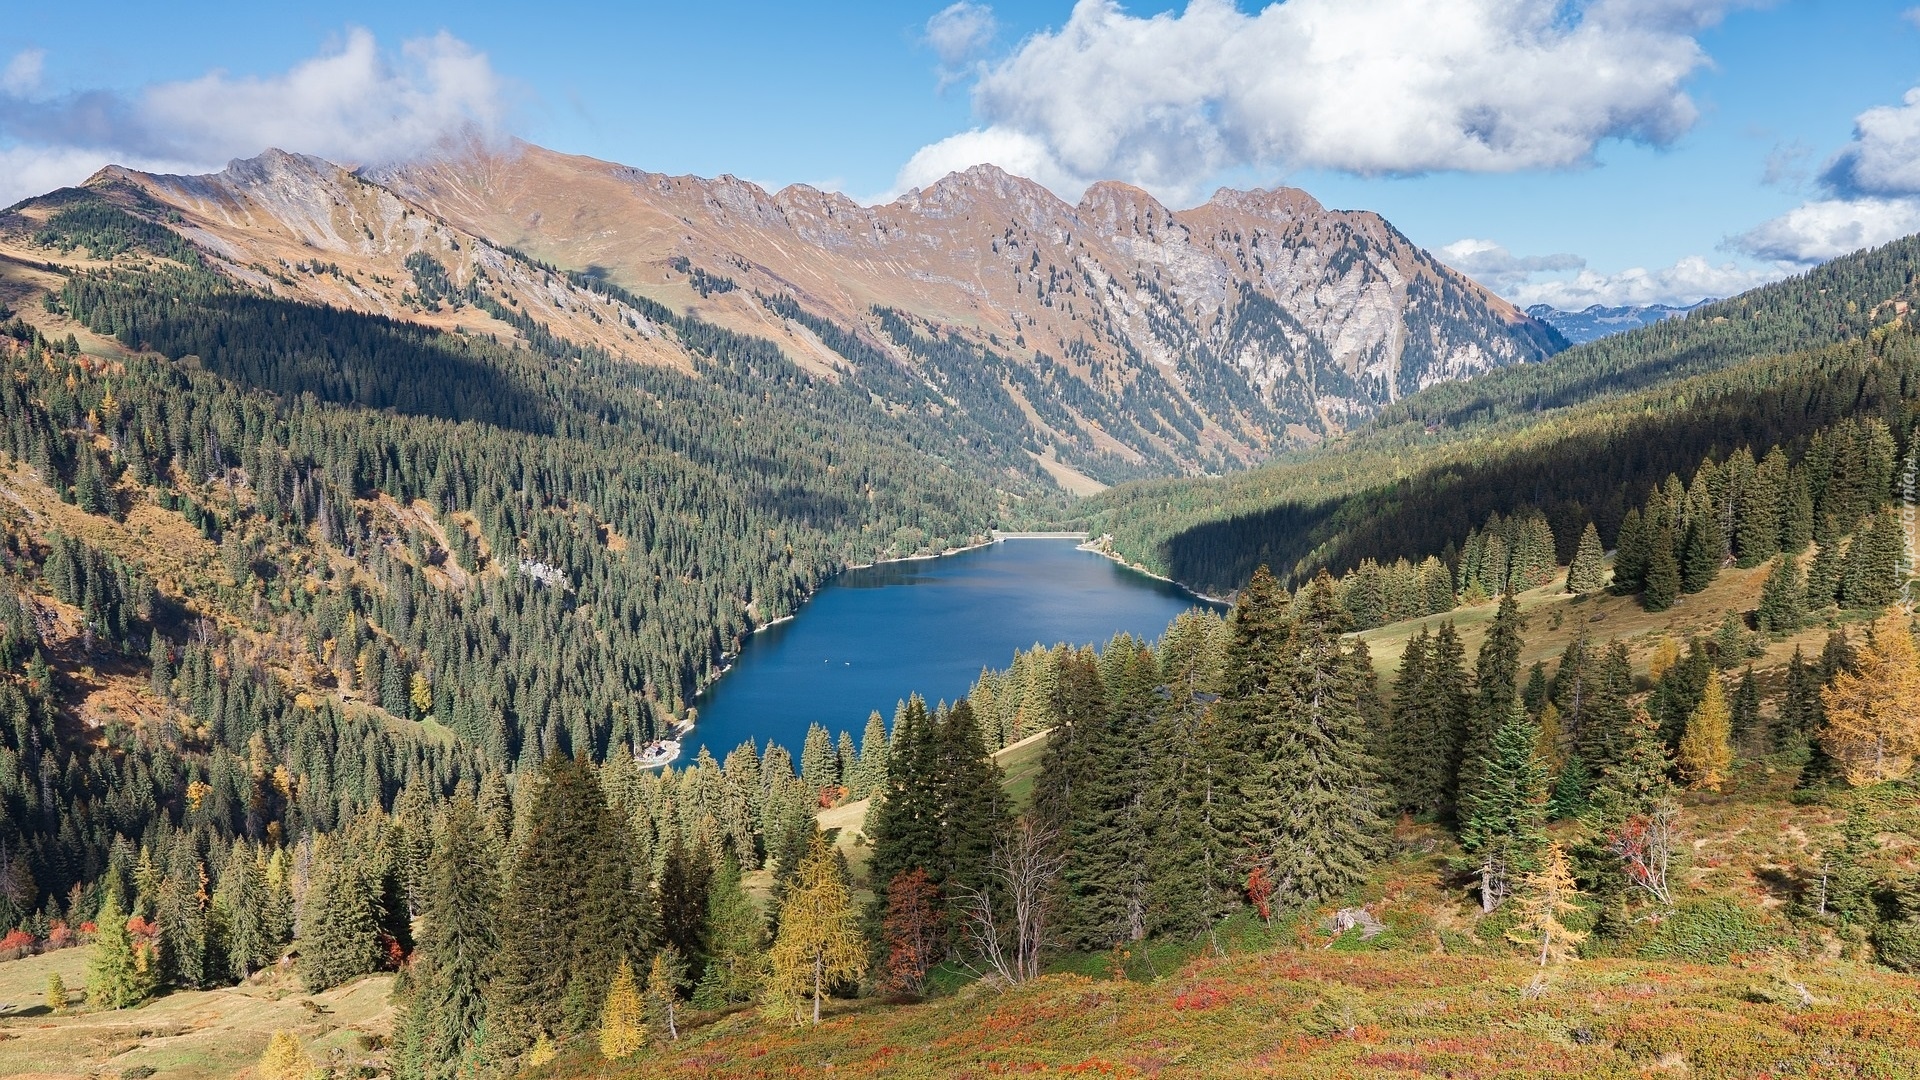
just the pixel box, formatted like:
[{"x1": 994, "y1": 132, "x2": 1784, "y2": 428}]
[{"x1": 687, "y1": 539, "x2": 1217, "y2": 759}]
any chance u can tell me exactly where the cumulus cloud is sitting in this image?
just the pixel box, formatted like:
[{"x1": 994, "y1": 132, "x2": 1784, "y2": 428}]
[
  {"x1": 926, "y1": 3, "x2": 999, "y2": 68},
  {"x1": 898, "y1": 0, "x2": 1750, "y2": 200},
  {"x1": 1735, "y1": 196, "x2": 1920, "y2": 263},
  {"x1": 1438, "y1": 239, "x2": 1782, "y2": 309},
  {"x1": 0, "y1": 28, "x2": 508, "y2": 208},
  {"x1": 1737, "y1": 55, "x2": 1920, "y2": 263}
]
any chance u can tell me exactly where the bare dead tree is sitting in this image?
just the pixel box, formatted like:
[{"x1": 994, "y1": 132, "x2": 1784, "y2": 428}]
[
  {"x1": 956, "y1": 815, "x2": 1067, "y2": 986},
  {"x1": 1607, "y1": 798, "x2": 1678, "y2": 909}
]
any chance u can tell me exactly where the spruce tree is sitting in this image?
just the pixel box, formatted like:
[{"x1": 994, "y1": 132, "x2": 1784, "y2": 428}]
[
  {"x1": 692, "y1": 857, "x2": 766, "y2": 1008},
  {"x1": 1776, "y1": 647, "x2": 1822, "y2": 752},
  {"x1": 300, "y1": 840, "x2": 382, "y2": 993},
  {"x1": 1256, "y1": 573, "x2": 1387, "y2": 910},
  {"x1": 1382, "y1": 629, "x2": 1433, "y2": 813},
  {"x1": 851, "y1": 711, "x2": 888, "y2": 800},
  {"x1": 1681, "y1": 513, "x2": 1722, "y2": 594},
  {"x1": 1567, "y1": 522, "x2": 1606, "y2": 593},
  {"x1": 1459, "y1": 591, "x2": 1525, "y2": 810},
  {"x1": 1643, "y1": 528, "x2": 1681, "y2": 611},
  {"x1": 1841, "y1": 512, "x2": 1902, "y2": 610},
  {"x1": 657, "y1": 834, "x2": 713, "y2": 975},
  {"x1": 490, "y1": 755, "x2": 648, "y2": 1059},
  {"x1": 1591, "y1": 708, "x2": 1674, "y2": 827},
  {"x1": 1732, "y1": 668, "x2": 1763, "y2": 750},
  {"x1": 1613, "y1": 508, "x2": 1649, "y2": 594},
  {"x1": 1738, "y1": 449, "x2": 1787, "y2": 566},
  {"x1": 1459, "y1": 698, "x2": 1549, "y2": 912},
  {"x1": 87, "y1": 890, "x2": 158, "y2": 1009},
  {"x1": 397, "y1": 797, "x2": 498, "y2": 1080},
  {"x1": 1807, "y1": 536, "x2": 1844, "y2": 609},
  {"x1": 1757, "y1": 555, "x2": 1805, "y2": 633}
]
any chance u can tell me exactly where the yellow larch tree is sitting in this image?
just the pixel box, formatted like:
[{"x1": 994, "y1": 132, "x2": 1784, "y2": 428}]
[
  {"x1": 766, "y1": 831, "x2": 868, "y2": 1026},
  {"x1": 1506, "y1": 840, "x2": 1588, "y2": 967},
  {"x1": 1822, "y1": 614, "x2": 1920, "y2": 785},
  {"x1": 256, "y1": 1031, "x2": 313, "y2": 1080},
  {"x1": 1678, "y1": 676, "x2": 1734, "y2": 792},
  {"x1": 598, "y1": 957, "x2": 646, "y2": 1060}
]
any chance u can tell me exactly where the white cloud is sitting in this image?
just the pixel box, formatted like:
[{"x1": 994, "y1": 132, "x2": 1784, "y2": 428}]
[
  {"x1": 899, "y1": 0, "x2": 1751, "y2": 201},
  {"x1": 1438, "y1": 239, "x2": 1782, "y2": 309},
  {"x1": 1734, "y1": 35, "x2": 1920, "y2": 265},
  {"x1": 1735, "y1": 196, "x2": 1920, "y2": 263},
  {"x1": 925, "y1": 3, "x2": 999, "y2": 68},
  {"x1": 0, "y1": 29, "x2": 508, "y2": 207},
  {"x1": 2, "y1": 49, "x2": 44, "y2": 96}
]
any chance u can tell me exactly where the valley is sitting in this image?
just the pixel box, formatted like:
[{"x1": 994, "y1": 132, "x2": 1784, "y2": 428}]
[{"x1": 0, "y1": 132, "x2": 1917, "y2": 1080}]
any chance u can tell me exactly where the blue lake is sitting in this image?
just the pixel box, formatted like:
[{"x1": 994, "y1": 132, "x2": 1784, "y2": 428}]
[{"x1": 687, "y1": 539, "x2": 1218, "y2": 759}]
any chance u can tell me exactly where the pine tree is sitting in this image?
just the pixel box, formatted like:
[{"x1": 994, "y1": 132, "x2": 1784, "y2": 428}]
[
  {"x1": 1757, "y1": 555, "x2": 1805, "y2": 633},
  {"x1": 87, "y1": 890, "x2": 158, "y2": 1009},
  {"x1": 1506, "y1": 841, "x2": 1587, "y2": 967},
  {"x1": 766, "y1": 831, "x2": 867, "y2": 1025},
  {"x1": 1821, "y1": 615, "x2": 1920, "y2": 784},
  {"x1": 1567, "y1": 523, "x2": 1606, "y2": 593},
  {"x1": 1459, "y1": 698, "x2": 1550, "y2": 913},
  {"x1": 1643, "y1": 528, "x2": 1681, "y2": 611},
  {"x1": 597, "y1": 958, "x2": 645, "y2": 1060},
  {"x1": 693, "y1": 856, "x2": 766, "y2": 1008},
  {"x1": 644, "y1": 946, "x2": 688, "y2": 1042},
  {"x1": 1678, "y1": 677, "x2": 1734, "y2": 791}
]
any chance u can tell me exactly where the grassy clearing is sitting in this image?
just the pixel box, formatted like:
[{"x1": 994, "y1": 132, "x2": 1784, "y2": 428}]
[{"x1": 0, "y1": 948, "x2": 393, "y2": 1080}]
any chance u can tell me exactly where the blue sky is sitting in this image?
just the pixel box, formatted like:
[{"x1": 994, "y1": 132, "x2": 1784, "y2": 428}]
[{"x1": 5, "y1": 1, "x2": 1920, "y2": 308}]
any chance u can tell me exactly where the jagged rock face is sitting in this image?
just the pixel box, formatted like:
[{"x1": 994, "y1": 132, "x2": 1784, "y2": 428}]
[
  {"x1": 18, "y1": 143, "x2": 1560, "y2": 488},
  {"x1": 374, "y1": 143, "x2": 1560, "y2": 479}
]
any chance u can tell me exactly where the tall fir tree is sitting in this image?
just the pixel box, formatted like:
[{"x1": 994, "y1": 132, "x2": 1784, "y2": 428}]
[
  {"x1": 299, "y1": 838, "x2": 383, "y2": 993},
  {"x1": 1459, "y1": 697, "x2": 1549, "y2": 912},
  {"x1": 1567, "y1": 522, "x2": 1607, "y2": 593},
  {"x1": 1643, "y1": 527, "x2": 1682, "y2": 612},
  {"x1": 1255, "y1": 573, "x2": 1387, "y2": 909},
  {"x1": 395, "y1": 797, "x2": 499, "y2": 1080},
  {"x1": 1757, "y1": 555, "x2": 1806, "y2": 633},
  {"x1": 692, "y1": 857, "x2": 766, "y2": 1008},
  {"x1": 490, "y1": 755, "x2": 650, "y2": 1059},
  {"x1": 1459, "y1": 591, "x2": 1525, "y2": 810}
]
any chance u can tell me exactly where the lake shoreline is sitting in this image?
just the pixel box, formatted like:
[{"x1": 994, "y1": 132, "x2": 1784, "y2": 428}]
[{"x1": 1077, "y1": 534, "x2": 1232, "y2": 607}]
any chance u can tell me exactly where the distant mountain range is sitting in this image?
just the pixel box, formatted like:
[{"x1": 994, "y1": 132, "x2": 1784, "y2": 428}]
[
  {"x1": 20, "y1": 141, "x2": 1563, "y2": 487},
  {"x1": 1524, "y1": 300, "x2": 1714, "y2": 344}
]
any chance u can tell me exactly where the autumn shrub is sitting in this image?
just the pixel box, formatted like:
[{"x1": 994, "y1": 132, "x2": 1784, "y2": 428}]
[{"x1": 0, "y1": 927, "x2": 36, "y2": 959}]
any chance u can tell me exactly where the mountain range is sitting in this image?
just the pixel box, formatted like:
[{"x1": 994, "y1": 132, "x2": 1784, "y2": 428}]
[
  {"x1": 1525, "y1": 300, "x2": 1714, "y2": 344},
  {"x1": 15, "y1": 140, "x2": 1562, "y2": 489}
]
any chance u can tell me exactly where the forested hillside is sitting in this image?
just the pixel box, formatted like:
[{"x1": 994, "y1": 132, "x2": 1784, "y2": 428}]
[
  {"x1": 0, "y1": 187, "x2": 1043, "y2": 950},
  {"x1": 1082, "y1": 234, "x2": 1920, "y2": 597}
]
